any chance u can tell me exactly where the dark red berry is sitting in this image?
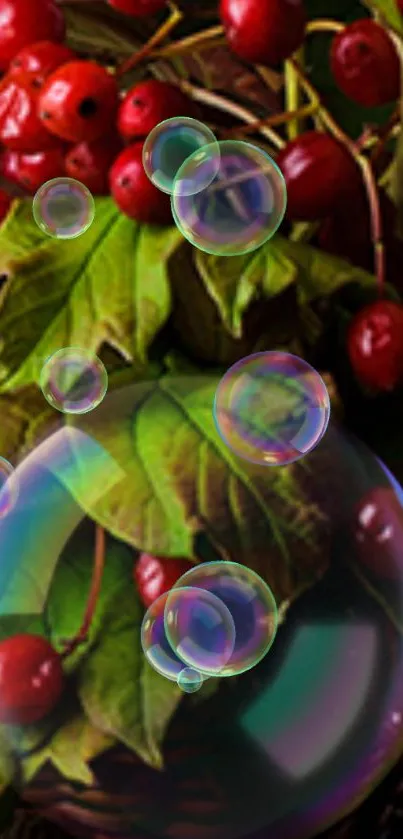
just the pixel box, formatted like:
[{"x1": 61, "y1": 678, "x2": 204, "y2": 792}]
[
  {"x1": 331, "y1": 20, "x2": 400, "y2": 108},
  {"x1": 347, "y1": 300, "x2": 403, "y2": 392},
  {"x1": 0, "y1": 76, "x2": 59, "y2": 152},
  {"x1": 39, "y1": 61, "x2": 119, "y2": 143},
  {"x1": 65, "y1": 135, "x2": 121, "y2": 194},
  {"x1": 108, "y1": 0, "x2": 166, "y2": 14},
  {"x1": 220, "y1": 0, "x2": 306, "y2": 66},
  {"x1": 135, "y1": 553, "x2": 194, "y2": 609},
  {"x1": 0, "y1": 634, "x2": 64, "y2": 725},
  {"x1": 0, "y1": 147, "x2": 21, "y2": 185},
  {"x1": 117, "y1": 80, "x2": 194, "y2": 142},
  {"x1": 9, "y1": 41, "x2": 75, "y2": 89},
  {"x1": 397, "y1": 0, "x2": 403, "y2": 14},
  {"x1": 0, "y1": 0, "x2": 65, "y2": 72},
  {"x1": 0, "y1": 188, "x2": 12, "y2": 221},
  {"x1": 12, "y1": 147, "x2": 66, "y2": 193},
  {"x1": 354, "y1": 487, "x2": 403, "y2": 580},
  {"x1": 109, "y1": 142, "x2": 172, "y2": 224},
  {"x1": 276, "y1": 131, "x2": 361, "y2": 221}
]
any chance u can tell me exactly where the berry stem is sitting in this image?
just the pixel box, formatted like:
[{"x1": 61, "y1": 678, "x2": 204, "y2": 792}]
[
  {"x1": 289, "y1": 57, "x2": 385, "y2": 296},
  {"x1": 223, "y1": 103, "x2": 319, "y2": 138},
  {"x1": 115, "y1": 2, "x2": 183, "y2": 79},
  {"x1": 305, "y1": 19, "x2": 345, "y2": 35},
  {"x1": 285, "y1": 49, "x2": 305, "y2": 140},
  {"x1": 177, "y1": 79, "x2": 285, "y2": 149},
  {"x1": 148, "y1": 24, "x2": 225, "y2": 59},
  {"x1": 60, "y1": 524, "x2": 106, "y2": 660}
]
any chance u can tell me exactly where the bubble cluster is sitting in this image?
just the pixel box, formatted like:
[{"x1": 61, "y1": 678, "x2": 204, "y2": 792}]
[
  {"x1": 32, "y1": 177, "x2": 95, "y2": 238},
  {"x1": 214, "y1": 351, "x2": 330, "y2": 466},
  {"x1": 171, "y1": 139, "x2": 287, "y2": 255},
  {"x1": 164, "y1": 585, "x2": 235, "y2": 675},
  {"x1": 141, "y1": 590, "x2": 205, "y2": 691},
  {"x1": 39, "y1": 347, "x2": 108, "y2": 414},
  {"x1": 166, "y1": 562, "x2": 278, "y2": 676},
  {"x1": 143, "y1": 117, "x2": 220, "y2": 196},
  {"x1": 0, "y1": 458, "x2": 17, "y2": 519}
]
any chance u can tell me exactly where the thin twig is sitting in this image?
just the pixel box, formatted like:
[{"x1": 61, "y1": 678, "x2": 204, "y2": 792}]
[
  {"x1": 116, "y1": 2, "x2": 183, "y2": 79},
  {"x1": 60, "y1": 524, "x2": 106, "y2": 660},
  {"x1": 149, "y1": 24, "x2": 225, "y2": 59}
]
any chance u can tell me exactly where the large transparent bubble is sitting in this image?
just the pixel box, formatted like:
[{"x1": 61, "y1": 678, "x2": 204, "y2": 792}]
[{"x1": 1, "y1": 373, "x2": 403, "y2": 839}]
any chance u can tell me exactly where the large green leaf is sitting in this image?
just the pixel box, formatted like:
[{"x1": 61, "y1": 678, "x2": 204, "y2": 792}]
[
  {"x1": 62, "y1": 370, "x2": 338, "y2": 608},
  {"x1": 0, "y1": 200, "x2": 181, "y2": 393},
  {"x1": 190, "y1": 235, "x2": 379, "y2": 340},
  {"x1": 78, "y1": 579, "x2": 182, "y2": 770},
  {"x1": 362, "y1": 0, "x2": 403, "y2": 34}
]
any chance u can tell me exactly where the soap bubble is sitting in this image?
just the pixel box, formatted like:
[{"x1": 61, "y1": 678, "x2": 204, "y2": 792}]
[
  {"x1": 166, "y1": 561, "x2": 278, "y2": 677},
  {"x1": 177, "y1": 667, "x2": 203, "y2": 693},
  {"x1": 141, "y1": 591, "x2": 194, "y2": 682},
  {"x1": 39, "y1": 347, "x2": 108, "y2": 414},
  {"x1": 32, "y1": 177, "x2": 95, "y2": 238},
  {"x1": 214, "y1": 351, "x2": 330, "y2": 466},
  {"x1": 143, "y1": 117, "x2": 220, "y2": 196},
  {"x1": 164, "y1": 585, "x2": 236, "y2": 675},
  {"x1": 171, "y1": 140, "x2": 287, "y2": 255},
  {"x1": 0, "y1": 458, "x2": 18, "y2": 518}
]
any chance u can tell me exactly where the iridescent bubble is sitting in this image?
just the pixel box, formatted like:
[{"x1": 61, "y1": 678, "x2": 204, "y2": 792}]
[
  {"x1": 32, "y1": 177, "x2": 95, "y2": 238},
  {"x1": 164, "y1": 585, "x2": 235, "y2": 676},
  {"x1": 171, "y1": 140, "x2": 287, "y2": 255},
  {"x1": 214, "y1": 351, "x2": 330, "y2": 466},
  {"x1": 177, "y1": 667, "x2": 203, "y2": 693},
  {"x1": 0, "y1": 458, "x2": 18, "y2": 519},
  {"x1": 166, "y1": 561, "x2": 278, "y2": 677},
  {"x1": 141, "y1": 591, "x2": 193, "y2": 682},
  {"x1": 39, "y1": 347, "x2": 108, "y2": 414},
  {"x1": 143, "y1": 117, "x2": 220, "y2": 196}
]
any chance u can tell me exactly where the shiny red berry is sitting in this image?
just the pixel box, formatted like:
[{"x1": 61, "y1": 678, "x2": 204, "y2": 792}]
[
  {"x1": 276, "y1": 131, "x2": 361, "y2": 221},
  {"x1": 12, "y1": 147, "x2": 66, "y2": 193},
  {"x1": 331, "y1": 20, "x2": 400, "y2": 108},
  {"x1": 0, "y1": 147, "x2": 20, "y2": 185},
  {"x1": 108, "y1": 0, "x2": 166, "y2": 14},
  {"x1": 0, "y1": 634, "x2": 64, "y2": 725},
  {"x1": 220, "y1": 0, "x2": 306, "y2": 66},
  {"x1": 117, "y1": 79, "x2": 194, "y2": 142},
  {"x1": 0, "y1": 189, "x2": 12, "y2": 221},
  {"x1": 354, "y1": 487, "x2": 403, "y2": 580},
  {"x1": 39, "y1": 61, "x2": 119, "y2": 143},
  {"x1": 135, "y1": 553, "x2": 194, "y2": 609},
  {"x1": 109, "y1": 142, "x2": 172, "y2": 223},
  {"x1": 347, "y1": 300, "x2": 403, "y2": 391},
  {"x1": 9, "y1": 41, "x2": 75, "y2": 89},
  {"x1": 0, "y1": 0, "x2": 65, "y2": 72},
  {"x1": 65, "y1": 135, "x2": 121, "y2": 194},
  {"x1": 0, "y1": 76, "x2": 59, "y2": 152}
]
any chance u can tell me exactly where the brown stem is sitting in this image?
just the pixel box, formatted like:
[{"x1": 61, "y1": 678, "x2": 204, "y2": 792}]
[
  {"x1": 222, "y1": 103, "x2": 318, "y2": 138},
  {"x1": 60, "y1": 524, "x2": 106, "y2": 660},
  {"x1": 177, "y1": 79, "x2": 285, "y2": 149},
  {"x1": 149, "y1": 24, "x2": 225, "y2": 59},
  {"x1": 115, "y1": 2, "x2": 183, "y2": 79},
  {"x1": 289, "y1": 58, "x2": 385, "y2": 295}
]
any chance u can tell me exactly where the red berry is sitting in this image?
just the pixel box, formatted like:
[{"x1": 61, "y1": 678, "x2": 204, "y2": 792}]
[
  {"x1": 331, "y1": 20, "x2": 400, "y2": 108},
  {"x1": 135, "y1": 553, "x2": 194, "y2": 609},
  {"x1": 0, "y1": 0, "x2": 65, "y2": 72},
  {"x1": 0, "y1": 634, "x2": 64, "y2": 725},
  {"x1": 276, "y1": 131, "x2": 361, "y2": 221},
  {"x1": 0, "y1": 188, "x2": 12, "y2": 221},
  {"x1": 354, "y1": 487, "x2": 403, "y2": 580},
  {"x1": 9, "y1": 41, "x2": 75, "y2": 89},
  {"x1": 109, "y1": 142, "x2": 172, "y2": 224},
  {"x1": 0, "y1": 147, "x2": 21, "y2": 185},
  {"x1": 39, "y1": 61, "x2": 119, "y2": 143},
  {"x1": 397, "y1": 0, "x2": 403, "y2": 14},
  {"x1": 65, "y1": 135, "x2": 121, "y2": 195},
  {"x1": 108, "y1": 0, "x2": 166, "y2": 14},
  {"x1": 117, "y1": 80, "x2": 194, "y2": 142},
  {"x1": 0, "y1": 76, "x2": 59, "y2": 152},
  {"x1": 347, "y1": 300, "x2": 403, "y2": 392},
  {"x1": 11, "y1": 146, "x2": 66, "y2": 193},
  {"x1": 220, "y1": 0, "x2": 306, "y2": 66}
]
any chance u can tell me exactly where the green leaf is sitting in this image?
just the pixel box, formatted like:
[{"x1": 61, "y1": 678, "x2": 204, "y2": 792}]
[
  {"x1": 0, "y1": 730, "x2": 16, "y2": 792},
  {"x1": 44, "y1": 520, "x2": 136, "y2": 672},
  {"x1": 78, "y1": 581, "x2": 182, "y2": 769},
  {"x1": 0, "y1": 200, "x2": 181, "y2": 393},
  {"x1": 21, "y1": 713, "x2": 115, "y2": 786},
  {"x1": 191, "y1": 235, "x2": 378, "y2": 340},
  {"x1": 66, "y1": 370, "x2": 334, "y2": 607}
]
